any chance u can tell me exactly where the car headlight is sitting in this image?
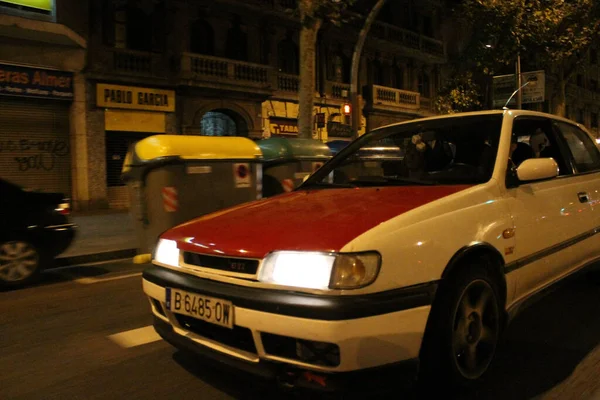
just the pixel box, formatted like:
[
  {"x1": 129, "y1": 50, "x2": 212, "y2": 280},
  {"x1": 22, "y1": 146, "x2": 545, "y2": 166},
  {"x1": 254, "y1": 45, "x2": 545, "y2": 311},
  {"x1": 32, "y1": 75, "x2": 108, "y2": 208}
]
[
  {"x1": 258, "y1": 251, "x2": 381, "y2": 290},
  {"x1": 153, "y1": 239, "x2": 180, "y2": 267}
]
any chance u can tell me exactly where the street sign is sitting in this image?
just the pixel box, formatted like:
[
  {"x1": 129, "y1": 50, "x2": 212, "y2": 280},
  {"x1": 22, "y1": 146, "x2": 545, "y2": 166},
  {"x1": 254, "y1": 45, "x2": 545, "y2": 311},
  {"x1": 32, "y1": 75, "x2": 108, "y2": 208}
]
[{"x1": 493, "y1": 70, "x2": 545, "y2": 108}]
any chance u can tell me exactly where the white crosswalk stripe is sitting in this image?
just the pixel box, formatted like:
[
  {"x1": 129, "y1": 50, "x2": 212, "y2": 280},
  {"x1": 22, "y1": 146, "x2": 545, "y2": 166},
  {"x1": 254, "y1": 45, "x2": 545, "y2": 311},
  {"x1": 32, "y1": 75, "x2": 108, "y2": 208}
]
[{"x1": 108, "y1": 326, "x2": 162, "y2": 348}]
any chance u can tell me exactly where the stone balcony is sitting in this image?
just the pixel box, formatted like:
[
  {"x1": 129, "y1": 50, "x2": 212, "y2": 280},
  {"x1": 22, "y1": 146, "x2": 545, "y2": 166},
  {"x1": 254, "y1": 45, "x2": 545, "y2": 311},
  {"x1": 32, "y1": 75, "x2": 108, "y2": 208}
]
[
  {"x1": 366, "y1": 21, "x2": 446, "y2": 61},
  {"x1": 180, "y1": 53, "x2": 274, "y2": 96},
  {"x1": 87, "y1": 47, "x2": 167, "y2": 81},
  {"x1": 369, "y1": 85, "x2": 435, "y2": 116},
  {"x1": 273, "y1": 72, "x2": 351, "y2": 103}
]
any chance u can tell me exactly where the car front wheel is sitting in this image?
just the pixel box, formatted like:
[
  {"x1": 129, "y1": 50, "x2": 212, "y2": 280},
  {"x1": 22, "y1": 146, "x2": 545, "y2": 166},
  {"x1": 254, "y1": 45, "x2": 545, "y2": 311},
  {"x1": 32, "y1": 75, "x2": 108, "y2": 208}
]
[
  {"x1": 419, "y1": 261, "x2": 502, "y2": 390},
  {"x1": 0, "y1": 240, "x2": 43, "y2": 287}
]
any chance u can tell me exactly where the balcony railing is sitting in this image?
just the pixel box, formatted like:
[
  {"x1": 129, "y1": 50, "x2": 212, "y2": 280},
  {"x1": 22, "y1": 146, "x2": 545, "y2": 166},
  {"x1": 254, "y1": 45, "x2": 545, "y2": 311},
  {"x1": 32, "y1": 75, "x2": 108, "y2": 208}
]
[
  {"x1": 370, "y1": 21, "x2": 445, "y2": 58},
  {"x1": 181, "y1": 53, "x2": 273, "y2": 90},
  {"x1": 90, "y1": 47, "x2": 166, "y2": 78},
  {"x1": 277, "y1": 73, "x2": 299, "y2": 92},
  {"x1": 371, "y1": 85, "x2": 420, "y2": 110},
  {"x1": 326, "y1": 81, "x2": 350, "y2": 100}
]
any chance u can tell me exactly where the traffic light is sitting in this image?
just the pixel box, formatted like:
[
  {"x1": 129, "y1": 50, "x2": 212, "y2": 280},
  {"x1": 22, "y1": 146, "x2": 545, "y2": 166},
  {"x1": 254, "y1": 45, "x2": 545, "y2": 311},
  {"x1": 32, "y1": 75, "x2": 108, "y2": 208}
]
[{"x1": 343, "y1": 104, "x2": 351, "y2": 115}]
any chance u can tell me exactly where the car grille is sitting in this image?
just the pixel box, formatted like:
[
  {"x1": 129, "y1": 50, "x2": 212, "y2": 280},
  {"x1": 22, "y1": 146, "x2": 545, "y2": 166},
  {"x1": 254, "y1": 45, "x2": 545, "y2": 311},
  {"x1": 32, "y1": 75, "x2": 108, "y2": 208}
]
[
  {"x1": 174, "y1": 314, "x2": 257, "y2": 354},
  {"x1": 182, "y1": 252, "x2": 259, "y2": 275}
]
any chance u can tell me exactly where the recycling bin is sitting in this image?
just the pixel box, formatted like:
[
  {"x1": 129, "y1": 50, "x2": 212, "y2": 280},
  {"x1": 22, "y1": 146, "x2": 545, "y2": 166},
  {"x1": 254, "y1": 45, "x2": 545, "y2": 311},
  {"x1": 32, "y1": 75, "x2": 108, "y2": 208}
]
[
  {"x1": 257, "y1": 138, "x2": 332, "y2": 197},
  {"x1": 326, "y1": 140, "x2": 351, "y2": 156},
  {"x1": 122, "y1": 135, "x2": 263, "y2": 257}
]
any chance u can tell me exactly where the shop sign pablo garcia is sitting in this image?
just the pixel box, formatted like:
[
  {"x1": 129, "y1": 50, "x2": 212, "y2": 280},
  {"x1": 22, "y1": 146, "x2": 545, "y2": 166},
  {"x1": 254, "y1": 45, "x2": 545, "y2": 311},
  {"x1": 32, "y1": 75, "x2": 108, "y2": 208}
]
[{"x1": 97, "y1": 83, "x2": 175, "y2": 112}]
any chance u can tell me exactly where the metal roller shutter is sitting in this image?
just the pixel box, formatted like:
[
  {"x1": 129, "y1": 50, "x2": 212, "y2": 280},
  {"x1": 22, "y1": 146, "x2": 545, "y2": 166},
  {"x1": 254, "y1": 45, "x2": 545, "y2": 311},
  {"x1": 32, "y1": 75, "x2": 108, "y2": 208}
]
[{"x1": 0, "y1": 97, "x2": 71, "y2": 196}]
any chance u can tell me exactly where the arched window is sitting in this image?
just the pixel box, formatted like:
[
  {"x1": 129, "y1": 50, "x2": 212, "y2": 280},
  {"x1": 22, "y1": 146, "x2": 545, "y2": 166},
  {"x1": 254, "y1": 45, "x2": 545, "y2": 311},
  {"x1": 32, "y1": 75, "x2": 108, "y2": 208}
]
[
  {"x1": 201, "y1": 112, "x2": 237, "y2": 136},
  {"x1": 190, "y1": 19, "x2": 215, "y2": 56},
  {"x1": 225, "y1": 15, "x2": 248, "y2": 61},
  {"x1": 126, "y1": 3, "x2": 153, "y2": 51},
  {"x1": 278, "y1": 31, "x2": 299, "y2": 74},
  {"x1": 372, "y1": 59, "x2": 384, "y2": 86},
  {"x1": 393, "y1": 64, "x2": 404, "y2": 89},
  {"x1": 418, "y1": 70, "x2": 431, "y2": 97},
  {"x1": 330, "y1": 51, "x2": 350, "y2": 83}
]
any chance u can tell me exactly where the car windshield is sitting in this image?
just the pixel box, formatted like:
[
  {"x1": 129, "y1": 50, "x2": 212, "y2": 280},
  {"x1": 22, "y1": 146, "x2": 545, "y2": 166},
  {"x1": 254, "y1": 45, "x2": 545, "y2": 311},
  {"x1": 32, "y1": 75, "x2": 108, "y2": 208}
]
[{"x1": 303, "y1": 114, "x2": 504, "y2": 188}]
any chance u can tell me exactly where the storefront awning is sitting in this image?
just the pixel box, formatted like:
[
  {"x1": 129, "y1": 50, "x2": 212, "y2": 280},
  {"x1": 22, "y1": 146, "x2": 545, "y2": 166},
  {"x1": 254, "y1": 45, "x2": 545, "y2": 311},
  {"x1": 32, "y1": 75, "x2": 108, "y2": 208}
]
[{"x1": 0, "y1": 14, "x2": 86, "y2": 48}]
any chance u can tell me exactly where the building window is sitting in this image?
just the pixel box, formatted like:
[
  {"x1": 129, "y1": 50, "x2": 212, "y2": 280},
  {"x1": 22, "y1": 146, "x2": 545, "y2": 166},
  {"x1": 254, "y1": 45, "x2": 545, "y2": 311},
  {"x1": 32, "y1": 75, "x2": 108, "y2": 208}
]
[
  {"x1": 372, "y1": 59, "x2": 384, "y2": 86},
  {"x1": 330, "y1": 50, "x2": 349, "y2": 83},
  {"x1": 278, "y1": 31, "x2": 299, "y2": 74},
  {"x1": 418, "y1": 71, "x2": 431, "y2": 97},
  {"x1": 577, "y1": 109, "x2": 585, "y2": 124},
  {"x1": 126, "y1": 3, "x2": 155, "y2": 52},
  {"x1": 190, "y1": 19, "x2": 215, "y2": 55},
  {"x1": 392, "y1": 65, "x2": 404, "y2": 89},
  {"x1": 422, "y1": 15, "x2": 433, "y2": 37},
  {"x1": 592, "y1": 113, "x2": 598, "y2": 129},
  {"x1": 591, "y1": 80, "x2": 599, "y2": 92},
  {"x1": 225, "y1": 15, "x2": 248, "y2": 61},
  {"x1": 577, "y1": 74, "x2": 584, "y2": 87}
]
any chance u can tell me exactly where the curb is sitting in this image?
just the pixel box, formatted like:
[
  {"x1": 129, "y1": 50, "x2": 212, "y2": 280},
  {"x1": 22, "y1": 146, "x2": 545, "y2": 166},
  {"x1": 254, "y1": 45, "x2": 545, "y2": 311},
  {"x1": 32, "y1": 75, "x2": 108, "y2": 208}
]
[{"x1": 56, "y1": 248, "x2": 138, "y2": 267}]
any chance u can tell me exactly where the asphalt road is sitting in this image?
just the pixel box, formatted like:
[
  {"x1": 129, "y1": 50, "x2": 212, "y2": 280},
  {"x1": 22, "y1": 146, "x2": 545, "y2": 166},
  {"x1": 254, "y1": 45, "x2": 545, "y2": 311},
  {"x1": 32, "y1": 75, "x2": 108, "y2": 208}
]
[{"x1": 1, "y1": 260, "x2": 600, "y2": 400}]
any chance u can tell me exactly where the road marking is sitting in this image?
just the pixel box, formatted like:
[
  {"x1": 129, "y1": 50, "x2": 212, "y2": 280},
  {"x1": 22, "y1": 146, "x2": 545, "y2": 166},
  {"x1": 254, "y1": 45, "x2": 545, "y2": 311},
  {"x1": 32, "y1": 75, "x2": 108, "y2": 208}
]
[
  {"x1": 74, "y1": 272, "x2": 142, "y2": 285},
  {"x1": 108, "y1": 326, "x2": 162, "y2": 348},
  {"x1": 51, "y1": 257, "x2": 135, "y2": 270}
]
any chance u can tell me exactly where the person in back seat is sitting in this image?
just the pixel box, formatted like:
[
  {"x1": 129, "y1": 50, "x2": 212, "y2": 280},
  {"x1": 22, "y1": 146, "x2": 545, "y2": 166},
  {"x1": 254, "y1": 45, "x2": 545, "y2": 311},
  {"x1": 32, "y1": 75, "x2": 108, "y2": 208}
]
[{"x1": 510, "y1": 136, "x2": 534, "y2": 167}]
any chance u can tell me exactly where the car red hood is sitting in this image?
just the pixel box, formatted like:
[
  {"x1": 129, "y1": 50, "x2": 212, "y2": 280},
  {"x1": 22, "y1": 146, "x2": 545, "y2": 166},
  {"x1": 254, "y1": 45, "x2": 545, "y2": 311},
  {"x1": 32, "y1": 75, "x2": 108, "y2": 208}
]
[{"x1": 163, "y1": 186, "x2": 470, "y2": 259}]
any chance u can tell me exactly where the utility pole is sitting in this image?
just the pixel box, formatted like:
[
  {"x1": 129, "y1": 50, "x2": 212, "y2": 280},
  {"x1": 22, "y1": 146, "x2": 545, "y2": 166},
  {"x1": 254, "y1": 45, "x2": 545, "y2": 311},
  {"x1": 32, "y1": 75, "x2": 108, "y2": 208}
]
[
  {"x1": 515, "y1": 4, "x2": 523, "y2": 109},
  {"x1": 350, "y1": 0, "x2": 389, "y2": 138}
]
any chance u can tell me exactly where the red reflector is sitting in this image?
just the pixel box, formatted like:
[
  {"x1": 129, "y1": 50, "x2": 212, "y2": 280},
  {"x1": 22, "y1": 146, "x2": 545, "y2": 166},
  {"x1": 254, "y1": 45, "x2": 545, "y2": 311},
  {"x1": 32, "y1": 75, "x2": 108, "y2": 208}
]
[{"x1": 56, "y1": 202, "x2": 71, "y2": 215}]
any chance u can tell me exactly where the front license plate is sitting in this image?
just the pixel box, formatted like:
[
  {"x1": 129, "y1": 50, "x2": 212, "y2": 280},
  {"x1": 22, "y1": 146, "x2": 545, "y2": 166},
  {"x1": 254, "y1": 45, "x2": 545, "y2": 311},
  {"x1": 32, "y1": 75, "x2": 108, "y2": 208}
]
[{"x1": 165, "y1": 288, "x2": 234, "y2": 329}]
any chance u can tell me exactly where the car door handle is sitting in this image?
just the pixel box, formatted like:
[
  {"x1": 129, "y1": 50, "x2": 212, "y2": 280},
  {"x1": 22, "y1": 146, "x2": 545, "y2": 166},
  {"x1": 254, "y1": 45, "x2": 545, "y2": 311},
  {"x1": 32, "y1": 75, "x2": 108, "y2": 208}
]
[{"x1": 577, "y1": 192, "x2": 589, "y2": 203}]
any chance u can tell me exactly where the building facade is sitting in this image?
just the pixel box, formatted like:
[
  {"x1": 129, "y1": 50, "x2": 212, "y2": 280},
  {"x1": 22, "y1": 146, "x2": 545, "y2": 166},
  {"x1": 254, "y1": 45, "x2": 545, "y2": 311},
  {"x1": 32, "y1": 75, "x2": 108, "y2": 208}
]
[
  {"x1": 0, "y1": 0, "x2": 87, "y2": 207},
  {"x1": 82, "y1": 0, "x2": 448, "y2": 210},
  {"x1": 0, "y1": 0, "x2": 447, "y2": 210}
]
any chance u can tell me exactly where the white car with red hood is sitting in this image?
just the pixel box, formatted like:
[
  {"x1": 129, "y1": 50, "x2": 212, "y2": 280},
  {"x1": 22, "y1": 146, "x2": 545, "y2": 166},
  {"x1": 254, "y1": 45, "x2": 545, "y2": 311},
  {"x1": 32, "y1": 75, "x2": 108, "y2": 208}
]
[{"x1": 143, "y1": 110, "x2": 600, "y2": 392}]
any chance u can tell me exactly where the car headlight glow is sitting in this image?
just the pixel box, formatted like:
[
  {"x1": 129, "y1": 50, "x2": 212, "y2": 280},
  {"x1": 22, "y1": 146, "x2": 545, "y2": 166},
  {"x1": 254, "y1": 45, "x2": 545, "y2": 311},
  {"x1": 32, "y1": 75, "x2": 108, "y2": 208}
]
[
  {"x1": 258, "y1": 251, "x2": 381, "y2": 290},
  {"x1": 153, "y1": 239, "x2": 180, "y2": 267}
]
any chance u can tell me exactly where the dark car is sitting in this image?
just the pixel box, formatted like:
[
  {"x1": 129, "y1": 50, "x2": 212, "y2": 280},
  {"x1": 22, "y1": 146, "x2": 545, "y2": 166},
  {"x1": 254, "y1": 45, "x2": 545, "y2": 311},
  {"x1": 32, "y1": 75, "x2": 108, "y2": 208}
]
[{"x1": 0, "y1": 178, "x2": 76, "y2": 287}]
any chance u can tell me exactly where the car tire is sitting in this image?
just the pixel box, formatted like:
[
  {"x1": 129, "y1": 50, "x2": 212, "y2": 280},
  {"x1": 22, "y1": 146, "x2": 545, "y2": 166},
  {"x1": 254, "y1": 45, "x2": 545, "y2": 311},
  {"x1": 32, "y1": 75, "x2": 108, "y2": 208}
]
[
  {"x1": 0, "y1": 240, "x2": 46, "y2": 288},
  {"x1": 419, "y1": 259, "x2": 502, "y2": 391}
]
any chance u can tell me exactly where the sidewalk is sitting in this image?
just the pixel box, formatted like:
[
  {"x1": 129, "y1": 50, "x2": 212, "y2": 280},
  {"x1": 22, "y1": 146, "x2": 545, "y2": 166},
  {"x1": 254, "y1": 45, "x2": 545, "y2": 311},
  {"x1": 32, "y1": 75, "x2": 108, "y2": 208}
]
[{"x1": 56, "y1": 211, "x2": 138, "y2": 266}]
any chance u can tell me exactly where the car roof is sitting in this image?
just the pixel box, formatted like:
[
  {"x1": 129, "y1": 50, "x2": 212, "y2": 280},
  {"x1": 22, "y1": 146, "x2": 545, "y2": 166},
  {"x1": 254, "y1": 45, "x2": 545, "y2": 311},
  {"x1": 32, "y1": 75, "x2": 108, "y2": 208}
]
[{"x1": 372, "y1": 109, "x2": 585, "y2": 132}]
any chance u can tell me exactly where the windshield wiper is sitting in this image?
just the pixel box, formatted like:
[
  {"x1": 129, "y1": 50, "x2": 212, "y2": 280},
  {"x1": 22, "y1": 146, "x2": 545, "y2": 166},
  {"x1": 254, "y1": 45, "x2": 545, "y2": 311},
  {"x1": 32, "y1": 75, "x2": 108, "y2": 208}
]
[
  {"x1": 301, "y1": 181, "x2": 358, "y2": 189},
  {"x1": 349, "y1": 176, "x2": 436, "y2": 186}
]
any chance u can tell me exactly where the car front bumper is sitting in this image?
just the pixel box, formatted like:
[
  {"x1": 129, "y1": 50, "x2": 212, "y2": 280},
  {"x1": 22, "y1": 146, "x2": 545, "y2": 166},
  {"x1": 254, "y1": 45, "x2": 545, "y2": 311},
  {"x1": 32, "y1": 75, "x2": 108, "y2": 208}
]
[{"x1": 142, "y1": 265, "x2": 436, "y2": 389}]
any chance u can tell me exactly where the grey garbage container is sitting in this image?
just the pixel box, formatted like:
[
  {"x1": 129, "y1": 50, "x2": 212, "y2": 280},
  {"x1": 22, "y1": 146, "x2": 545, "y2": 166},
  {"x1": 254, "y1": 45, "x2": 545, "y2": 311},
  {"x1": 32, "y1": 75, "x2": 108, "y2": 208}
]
[
  {"x1": 257, "y1": 138, "x2": 332, "y2": 197},
  {"x1": 122, "y1": 135, "x2": 263, "y2": 258}
]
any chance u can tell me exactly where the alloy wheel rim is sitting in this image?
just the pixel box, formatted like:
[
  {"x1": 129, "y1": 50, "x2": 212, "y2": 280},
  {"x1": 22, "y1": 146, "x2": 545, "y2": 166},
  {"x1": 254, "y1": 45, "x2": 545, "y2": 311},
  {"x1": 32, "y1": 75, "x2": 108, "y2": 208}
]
[
  {"x1": 451, "y1": 279, "x2": 500, "y2": 380},
  {"x1": 0, "y1": 241, "x2": 39, "y2": 282}
]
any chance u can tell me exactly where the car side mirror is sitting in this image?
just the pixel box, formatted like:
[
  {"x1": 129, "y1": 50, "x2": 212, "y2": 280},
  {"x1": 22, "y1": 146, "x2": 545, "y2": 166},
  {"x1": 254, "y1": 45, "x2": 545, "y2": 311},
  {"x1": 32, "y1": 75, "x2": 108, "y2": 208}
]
[{"x1": 516, "y1": 158, "x2": 559, "y2": 182}]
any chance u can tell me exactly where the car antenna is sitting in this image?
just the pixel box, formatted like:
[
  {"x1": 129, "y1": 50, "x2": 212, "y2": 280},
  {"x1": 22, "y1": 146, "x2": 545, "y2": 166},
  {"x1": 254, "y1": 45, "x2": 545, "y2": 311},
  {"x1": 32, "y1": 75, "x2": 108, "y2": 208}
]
[{"x1": 503, "y1": 81, "x2": 531, "y2": 110}]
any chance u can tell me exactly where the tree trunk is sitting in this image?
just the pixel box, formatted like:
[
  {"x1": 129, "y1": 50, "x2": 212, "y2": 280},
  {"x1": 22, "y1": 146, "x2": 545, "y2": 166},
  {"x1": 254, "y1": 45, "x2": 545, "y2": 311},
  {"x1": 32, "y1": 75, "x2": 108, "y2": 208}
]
[
  {"x1": 552, "y1": 71, "x2": 567, "y2": 117},
  {"x1": 298, "y1": 3, "x2": 322, "y2": 139}
]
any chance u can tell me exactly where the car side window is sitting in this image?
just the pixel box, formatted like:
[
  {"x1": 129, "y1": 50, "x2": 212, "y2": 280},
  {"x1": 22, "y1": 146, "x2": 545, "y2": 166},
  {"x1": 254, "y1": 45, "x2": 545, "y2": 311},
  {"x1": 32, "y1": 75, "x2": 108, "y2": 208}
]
[
  {"x1": 511, "y1": 118, "x2": 572, "y2": 177},
  {"x1": 555, "y1": 122, "x2": 600, "y2": 173}
]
